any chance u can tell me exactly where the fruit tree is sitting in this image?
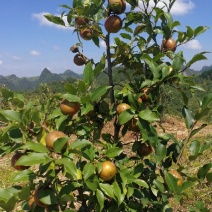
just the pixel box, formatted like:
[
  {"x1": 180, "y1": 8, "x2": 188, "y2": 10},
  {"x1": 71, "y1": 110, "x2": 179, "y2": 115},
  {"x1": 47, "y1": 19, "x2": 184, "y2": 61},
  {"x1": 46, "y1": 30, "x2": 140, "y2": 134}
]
[{"x1": 0, "y1": 0, "x2": 212, "y2": 211}]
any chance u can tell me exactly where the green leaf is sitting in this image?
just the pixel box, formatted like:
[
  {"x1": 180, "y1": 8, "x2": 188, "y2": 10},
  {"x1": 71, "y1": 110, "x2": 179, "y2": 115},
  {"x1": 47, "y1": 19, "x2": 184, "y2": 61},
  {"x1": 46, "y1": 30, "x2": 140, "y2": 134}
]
[
  {"x1": 94, "y1": 55, "x2": 106, "y2": 78},
  {"x1": 118, "y1": 110, "x2": 134, "y2": 125},
  {"x1": 189, "y1": 124, "x2": 207, "y2": 140},
  {"x1": 71, "y1": 139, "x2": 91, "y2": 150},
  {"x1": 53, "y1": 137, "x2": 69, "y2": 153},
  {"x1": 164, "y1": 172, "x2": 178, "y2": 192},
  {"x1": 12, "y1": 170, "x2": 35, "y2": 182},
  {"x1": 164, "y1": 12, "x2": 173, "y2": 29},
  {"x1": 83, "y1": 61, "x2": 94, "y2": 86},
  {"x1": 201, "y1": 93, "x2": 212, "y2": 109},
  {"x1": 182, "y1": 106, "x2": 194, "y2": 129},
  {"x1": 173, "y1": 52, "x2": 185, "y2": 71},
  {"x1": 186, "y1": 26, "x2": 194, "y2": 39},
  {"x1": 86, "y1": 177, "x2": 99, "y2": 191},
  {"x1": 155, "y1": 143, "x2": 166, "y2": 163},
  {"x1": 186, "y1": 52, "x2": 208, "y2": 68},
  {"x1": 90, "y1": 86, "x2": 111, "y2": 102},
  {"x1": 83, "y1": 163, "x2": 96, "y2": 181},
  {"x1": 134, "y1": 179, "x2": 149, "y2": 188},
  {"x1": 139, "y1": 109, "x2": 160, "y2": 122},
  {"x1": 105, "y1": 147, "x2": 123, "y2": 158},
  {"x1": 197, "y1": 163, "x2": 212, "y2": 182},
  {"x1": 177, "y1": 181, "x2": 195, "y2": 193},
  {"x1": 194, "y1": 26, "x2": 209, "y2": 37},
  {"x1": 120, "y1": 33, "x2": 131, "y2": 40},
  {"x1": 113, "y1": 181, "x2": 124, "y2": 206},
  {"x1": 0, "y1": 88, "x2": 14, "y2": 99},
  {"x1": 189, "y1": 140, "x2": 200, "y2": 156},
  {"x1": 99, "y1": 183, "x2": 115, "y2": 199},
  {"x1": 195, "y1": 108, "x2": 211, "y2": 121},
  {"x1": 56, "y1": 158, "x2": 78, "y2": 179},
  {"x1": 16, "y1": 153, "x2": 51, "y2": 166},
  {"x1": 44, "y1": 14, "x2": 65, "y2": 26},
  {"x1": 22, "y1": 142, "x2": 49, "y2": 153},
  {"x1": 153, "y1": 180, "x2": 165, "y2": 193},
  {"x1": 96, "y1": 189, "x2": 104, "y2": 211},
  {"x1": 0, "y1": 110, "x2": 21, "y2": 122},
  {"x1": 37, "y1": 189, "x2": 58, "y2": 205},
  {"x1": 61, "y1": 94, "x2": 81, "y2": 103},
  {"x1": 134, "y1": 24, "x2": 146, "y2": 36}
]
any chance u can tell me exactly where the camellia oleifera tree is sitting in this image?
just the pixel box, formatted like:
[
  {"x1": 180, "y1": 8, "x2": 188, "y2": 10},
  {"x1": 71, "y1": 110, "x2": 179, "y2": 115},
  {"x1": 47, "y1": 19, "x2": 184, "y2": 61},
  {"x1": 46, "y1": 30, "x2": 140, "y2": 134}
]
[{"x1": 0, "y1": 0, "x2": 212, "y2": 211}]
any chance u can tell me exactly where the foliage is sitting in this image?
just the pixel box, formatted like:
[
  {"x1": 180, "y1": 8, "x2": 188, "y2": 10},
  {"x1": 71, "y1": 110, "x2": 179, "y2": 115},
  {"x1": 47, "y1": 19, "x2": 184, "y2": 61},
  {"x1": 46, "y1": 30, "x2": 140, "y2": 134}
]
[{"x1": 0, "y1": 0, "x2": 212, "y2": 211}]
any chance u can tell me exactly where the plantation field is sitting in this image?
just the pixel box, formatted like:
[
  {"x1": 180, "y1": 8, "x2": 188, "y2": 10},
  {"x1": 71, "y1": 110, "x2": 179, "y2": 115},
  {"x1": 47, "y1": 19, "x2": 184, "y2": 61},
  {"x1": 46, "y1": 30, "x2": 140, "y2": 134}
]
[{"x1": 0, "y1": 115, "x2": 211, "y2": 211}]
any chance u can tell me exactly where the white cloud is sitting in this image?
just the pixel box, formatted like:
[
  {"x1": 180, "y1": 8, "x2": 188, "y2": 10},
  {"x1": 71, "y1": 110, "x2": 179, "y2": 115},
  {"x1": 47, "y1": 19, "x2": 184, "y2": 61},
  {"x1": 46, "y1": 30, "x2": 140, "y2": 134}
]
[
  {"x1": 12, "y1": 56, "x2": 22, "y2": 60},
  {"x1": 182, "y1": 39, "x2": 202, "y2": 50},
  {"x1": 0, "y1": 60, "x2": 3, "y2": 65},
  {"x1": 53, "y1": 45, "x2": 60, "y2": 50},
  {"x1": 30, "y1": 50, "x2": 40, "y2": 56},
  {"x1": 32, "y1": 12, "x2": 73, "y2": 30},
  {"x1": 100, "y1": 40, "x2": 106, "y2": 48},
  {"x1": 138, "y1": 0, "x2": 195, "y2": 16}
]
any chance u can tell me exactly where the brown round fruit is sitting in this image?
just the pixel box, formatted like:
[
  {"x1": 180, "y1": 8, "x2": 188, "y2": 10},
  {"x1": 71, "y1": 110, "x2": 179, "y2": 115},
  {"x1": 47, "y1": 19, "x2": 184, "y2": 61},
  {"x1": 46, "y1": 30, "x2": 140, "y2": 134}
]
[
  {"x1": 104, "y1": 15, "x2": 122, "y2": 33},
  {"x1": 162, "y1": 38, "x2": 176, "y2": 52},
  {"x1": 11, "y1": 152, "x2": 29, "y2": 171},
  {"x1": 138, "y1": 97, "x2": 143, "y2": 103},
  {"x1": 169, "y1": 169, "x2": 183, "y2": 186},
  {"x1": 75, "y1": 17, "x2": 89, "y2": 26},
  {"x1": 128, "y1": 117, "x2": 140, "y2": 132},
  {"x1": 70, "y1": 45, "x2": 79, "y2": 53},
  {"x1": 45, "y1": 130, "x2": 66, "y2": 150},
  {"x1": 116, "y1": 103, "x2": 131, "y2": 114},
  {"x1": 79, "y1": 28, "x2": 93, "y2": 40},
  {"x1": 100, "y1": 161, "x2": 117, "y2": 181},
  {"x1": 108, "y1": 0, "x2": 126, "y2": 14},
  {"x1": 73, "y1": 54, "x2": 86, "y2": 66},
  {"x1": 60, "y1": 99, "x2": 80, "y2": 116},
  {"x1": 137, "y1": 143, "x2": 152, "y2": 157},
  {"x1": 140, "y1": 87, "x2": 150, "y2": 102}
]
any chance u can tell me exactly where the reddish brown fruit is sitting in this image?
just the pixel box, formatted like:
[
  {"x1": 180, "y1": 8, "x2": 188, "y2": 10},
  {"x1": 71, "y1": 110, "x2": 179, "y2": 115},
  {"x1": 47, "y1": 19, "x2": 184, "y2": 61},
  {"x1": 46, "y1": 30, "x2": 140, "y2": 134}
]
[
  {"x1": 70, "y1": 45, "x2": 79, "y2": 53},
  {"x1": 108, "y1": 0, "x2": 126, "y2": 14},
  {"x1": 79, "y1": 28, "x2": 93, "y2": 40},
  {"x1": 100, "y1": 161, "x2": 117, "y2": 181},
  {"x1": 137, "y1": 143, "x2": 152, "y2": 157},
  {"x1": 45, "y1": 130, "x2": 66, "y2": 151},
  {"x1": 116, "y1": 103, "x2": 131, "y2": 114},
  {"x1": 169, "y1": 169, "x2": 183, "y2": 186},
  {"x1": 75, "y1": 17, "x2": 89, "y2": 26},
  {"x1": 11, "y1": 152, "x2": 29, "y2": 171},
  {"x1": 60, "y1": 99, "x2": 80, "y2": 116},
  {"x1": 140, "y1": 87, "x2": 150, "y2": 102},
  {"x1": 162, "y1": 38, "x2": 176, "y2": 52},
  {"x1": 128, "y1": 117, "x2": 140, "y2": 132},
  {"x1": 104, "y1": 15, "x2": 122, "y2": 33},
  {"x1": 73, "y1": 54, "x2": 86, "y2": 66}
]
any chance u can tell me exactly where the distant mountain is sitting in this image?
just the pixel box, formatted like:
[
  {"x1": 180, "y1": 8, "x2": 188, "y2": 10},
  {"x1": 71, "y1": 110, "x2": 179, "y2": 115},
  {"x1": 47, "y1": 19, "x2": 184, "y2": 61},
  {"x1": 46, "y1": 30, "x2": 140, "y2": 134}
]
[
  {"x1": 199, "y1": 68, "x2": 212, "y2": 80},
  {"x1": 0, "y1": 68, "x2": 82, "y2": 91},
  {"x1": 200, "y1": 65, "x2": 212, "y2": 72}
]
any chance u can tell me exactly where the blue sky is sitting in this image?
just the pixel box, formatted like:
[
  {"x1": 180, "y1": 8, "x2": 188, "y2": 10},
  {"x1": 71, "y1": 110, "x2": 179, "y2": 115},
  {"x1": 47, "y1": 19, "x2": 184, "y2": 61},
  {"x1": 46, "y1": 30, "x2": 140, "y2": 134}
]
[{"x1": 0, "y1": 0, "x2": 212, "y2": 77}]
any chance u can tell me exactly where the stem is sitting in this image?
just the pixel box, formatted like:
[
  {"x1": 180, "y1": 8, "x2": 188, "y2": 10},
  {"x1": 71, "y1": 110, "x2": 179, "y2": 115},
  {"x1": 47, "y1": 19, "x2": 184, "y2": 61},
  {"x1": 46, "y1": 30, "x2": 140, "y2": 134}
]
[
  {"x1": 105, "y1": 33, "x2": 121, "y2": 140},
  {"x1": 105, "y1": 34, "x2": 115, "y2": 104},
  {"x1": 78, "y1": 187, "x2": 89, "y2": 212}
]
